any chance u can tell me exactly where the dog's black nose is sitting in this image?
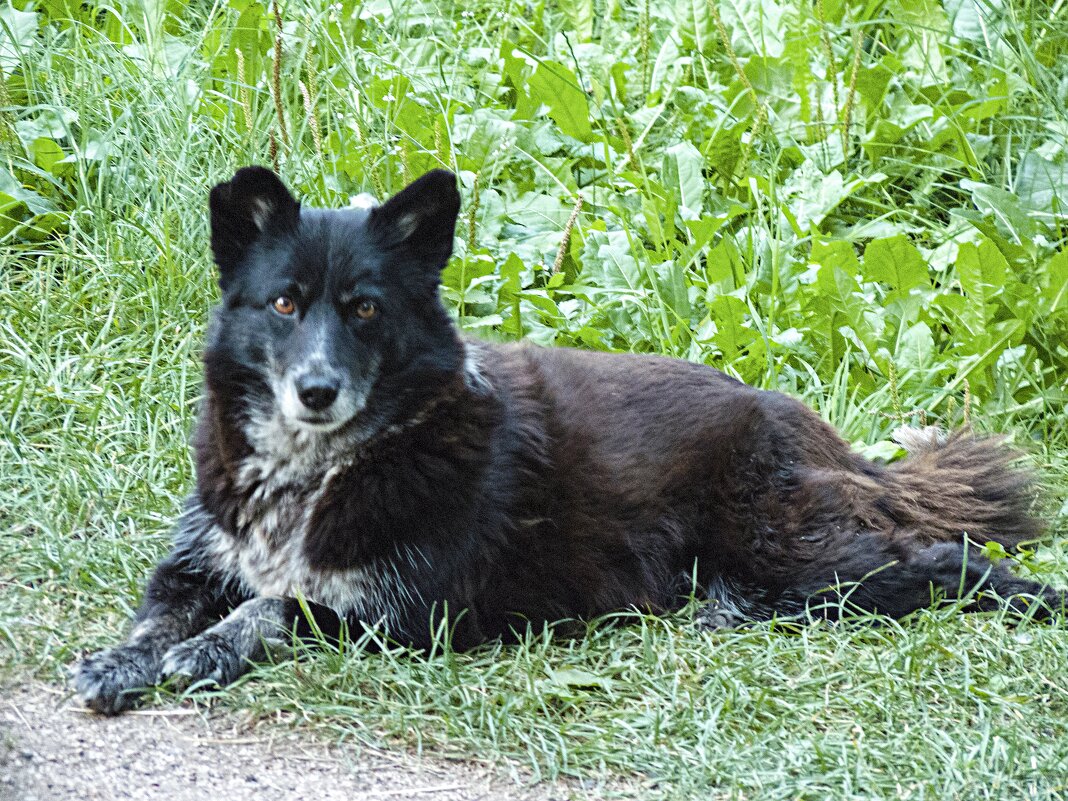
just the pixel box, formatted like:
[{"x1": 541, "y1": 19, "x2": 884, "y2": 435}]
[{"x1": 296, "y1": 377, "x2": 339, "y2": 411}]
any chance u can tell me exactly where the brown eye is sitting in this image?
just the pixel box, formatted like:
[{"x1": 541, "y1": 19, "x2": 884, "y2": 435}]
[
  {"x1": 355, "y1": 299, "x2": 378, "y2": 320},
  {"x1": 272, "y1": 296, "x2": 296, "y2": 315}
]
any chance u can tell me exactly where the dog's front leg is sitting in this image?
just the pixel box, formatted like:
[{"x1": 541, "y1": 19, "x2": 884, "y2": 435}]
[
  {"x1": 159, "y1": 597, "x2": 295, "y2": 687},
  {"x1": 160, "y1": 596, "x2": 340, "y2": 688},
  {"x1": 73, "y1": 551, "x2": 232, "y2": 715}
]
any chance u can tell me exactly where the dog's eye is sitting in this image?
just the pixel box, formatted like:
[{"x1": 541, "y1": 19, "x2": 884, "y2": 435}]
[
  {"x1": 354, "y1": 299, "x2": 378, "y2": 320},
  {"x1": 272, "y1": 296, "x2": 296, "y2": 316}
]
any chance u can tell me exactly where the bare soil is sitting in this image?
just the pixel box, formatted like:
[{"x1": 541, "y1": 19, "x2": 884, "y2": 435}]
[{"x1": 0, "y1": 683, "x2": 580, "y2": 801}]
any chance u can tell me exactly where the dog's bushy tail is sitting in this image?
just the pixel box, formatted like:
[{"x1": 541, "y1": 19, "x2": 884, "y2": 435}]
[{"x1": 882, "y1": 428, "x2": 1045, "y2": 550}]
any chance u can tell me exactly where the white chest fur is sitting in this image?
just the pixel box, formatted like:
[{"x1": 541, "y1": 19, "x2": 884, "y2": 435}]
[{"x1": 189, "y1": 430, "x2": 405, "y2": 622}]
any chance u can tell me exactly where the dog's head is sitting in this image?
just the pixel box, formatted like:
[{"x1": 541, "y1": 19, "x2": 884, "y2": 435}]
[{"x1": 204, "y1": 167, "x2": 464, "y2": 442}]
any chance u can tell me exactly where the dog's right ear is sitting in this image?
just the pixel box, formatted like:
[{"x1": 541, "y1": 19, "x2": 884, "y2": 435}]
[
  {"x1": 368, "y1": 170, "x2": 460, "y2": 275},
  {"x1": 209, "y1": 167, "x2": 300, "y2": 278}
]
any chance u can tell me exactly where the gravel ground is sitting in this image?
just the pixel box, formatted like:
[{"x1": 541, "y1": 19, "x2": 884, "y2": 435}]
[{"x1": 0, "y1": 684, "x2": 581, "y2": 801}]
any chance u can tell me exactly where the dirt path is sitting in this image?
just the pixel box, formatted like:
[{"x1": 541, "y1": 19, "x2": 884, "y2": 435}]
[{"x1": 0, "y1": 684, "x2": 575, "y2": 801}]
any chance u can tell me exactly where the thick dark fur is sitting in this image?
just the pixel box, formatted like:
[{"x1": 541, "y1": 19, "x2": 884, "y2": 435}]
[{"x1": 73, "y1": 168, "x2": 1064, "y2": 714}]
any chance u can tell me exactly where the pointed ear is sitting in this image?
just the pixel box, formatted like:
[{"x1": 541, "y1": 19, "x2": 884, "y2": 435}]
[
  {"x1": 209, "y1": 167, "x2": 300, "y2": 276},
  {"x1": 368, "y1": 170, "x2": 460, "y2": 270}
]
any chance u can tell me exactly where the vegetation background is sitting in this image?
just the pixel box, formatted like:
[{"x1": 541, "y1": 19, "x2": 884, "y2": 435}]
[{"x1": 0, "y1": 0, "x2": 1066, "y2": 797}]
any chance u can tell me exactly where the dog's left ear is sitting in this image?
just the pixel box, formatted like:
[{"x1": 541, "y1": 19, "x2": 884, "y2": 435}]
[
  {"x1": 368, "y1": 170, "x2": 460, "y2": 272},
  {"x1": 209, "y1": 166, "x2": 301, "y2": 279}
]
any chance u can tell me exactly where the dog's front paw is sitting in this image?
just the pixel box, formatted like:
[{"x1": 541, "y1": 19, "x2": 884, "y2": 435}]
[
  {"x1": 72, "y1": 646, "x2": 158, "y2": 715},
  {"x1": 694, "y1": 605, "x2": 748, "y2": 631},
  {"x1": 161, "y1": 632, "x2": 247, "y2": 687}
]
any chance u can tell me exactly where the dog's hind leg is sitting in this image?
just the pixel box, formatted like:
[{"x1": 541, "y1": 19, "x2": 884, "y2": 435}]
[
  {"x1": 697, "y1": 534, "x2": 1065, "y2": 629},
  {"x1": 796, "y1": 537, "x2": 1065, "y2": 621}
]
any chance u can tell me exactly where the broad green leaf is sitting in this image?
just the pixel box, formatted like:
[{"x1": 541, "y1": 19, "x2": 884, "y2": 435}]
[
  {"x1": 953, "y1": 239, "x2": 1007, "y2": 336},
  {"x1": 1015, "y1": 152, "x2": 1068, "y2": 218},
  {"x1": 950, "y1": 318, "x2": 1025, "y2": 388},
  {"x1": 956, "y1": 239, "x2": 1007, "y2": 301},
  {"x1": 855, "y1": 440, "x2": 907, "y2": 462},
  {"x1": 862, "y1": 235, "x2": 929, "y2": 295},
  {"x1": 441, "y1": 253, "x2": 496, "y2": 293},
  {"x1": 854, "y1": 57, "x2": 898, "y2": 114},
  {"x1": 1043, "y1": 249, "x2": 1068, "y2": 315},
  {"x1": 451, "y1": 109, "x2": 520, "y2": 166},
  {"x1": 545, "y1": 667, "x2": 615, "y2": 691},
  {"x1": 649, "y1": 28, "x2": 682, "y2": 96},
  {"x1": 706, "y1": 238, "x2": 743, "y2": 292},
  {"x1": 498, "y1": 252, "x2": 525, "y2": 337},
  {"x1": 945, "y1": 0, "x2": 1005, "y2": 43},
  {"x1": 500, "y1": 40, "x2": 532, "y2": 94},
  {"x1": 960, "y1": 179, "x2": 1037, "y2": 240},
  {"x1": 0, "y1": 168, "x2": 57, "y2": 216},
  {"x1": 770, "y1": 327, "x2": 802, "y2": 349},
  {"x1": 887, "y1": 0, "x2": 949, "y2": 30},
  {"x1": 546, "y1": 272, "x2": 567, "y2": 289},
  {"x1": 708, "y1": 295, "x2": 756, "y2": 358},
  {"x1": 678, "y1": 214, "x2": 730, "y2": 269},
  {"x1": 897, "y1": 321, "x2": 935, "y2": 370},
  {"x1": 0, "y1": 3, "x2": 38, "y2": 76},
  {"x1": 526, "y1": 61, "x2": 593, "y2": 142},
  {"x1": 505, "y1": 192, "x2": 572, "y2": 232},
  {"x1": 677, "y1": 0, "x2": 714, "y2": 56},
  {"x1": 0, "y1": 193, "x2": 21, "y2": 235},
  {"x1": 812, "y1": 240, "x2": 861, "y2": 291},
  {"x1": 983, "y1": 541, "x2": 1010, "y2": 563},
  {"x1": 662, "y1": 141, "x2": 705, "y2": 220},
  {"x1": 717, "y1": 0, "x2": 787, "y2": 58},
  {"x1": 15, "y1": 106, "x2": 78, "y2": 147},
  {"x1": 785, "y1": 163, "x2": 885, "y2": 231},
  {"x1": 231, "y1": 3, "x2": 268, "y2": 87},
  {"x1": 653, "y1": 260, "x2": 690, "y2": 323},
  {"x1": 31, "y1": 138, "x2": 65, "y2": 173},
  {"x1": 462, "y1": 313, "x2": 505, "y2": 329},
  {"x1": 832, "y1": 267, "x2": 881, "y2": 356},
  {"x1": 954, "y1": 208, "x2": 1031, "y2": 263},
  {"x1": 560, "y1": 0, "x2": 594, "y2": 42},
  {"x1": 582, "y1": 229, "x2": 641, "y2": 289}
]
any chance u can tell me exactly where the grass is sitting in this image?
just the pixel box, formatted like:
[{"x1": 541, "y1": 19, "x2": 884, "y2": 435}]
[{"x1": 1, "y1": 0, "x2": 1067, "y2": 798}]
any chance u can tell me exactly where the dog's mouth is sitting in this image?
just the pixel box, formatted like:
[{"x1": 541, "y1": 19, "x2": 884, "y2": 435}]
[{"x1": 291, "y1": 411, "x2": 359, "y2": 433}]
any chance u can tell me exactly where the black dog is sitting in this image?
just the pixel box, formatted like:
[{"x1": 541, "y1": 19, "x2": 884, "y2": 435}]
[{"x1": 73, "y1": 168, "x2": 1063, "y2": 714}]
